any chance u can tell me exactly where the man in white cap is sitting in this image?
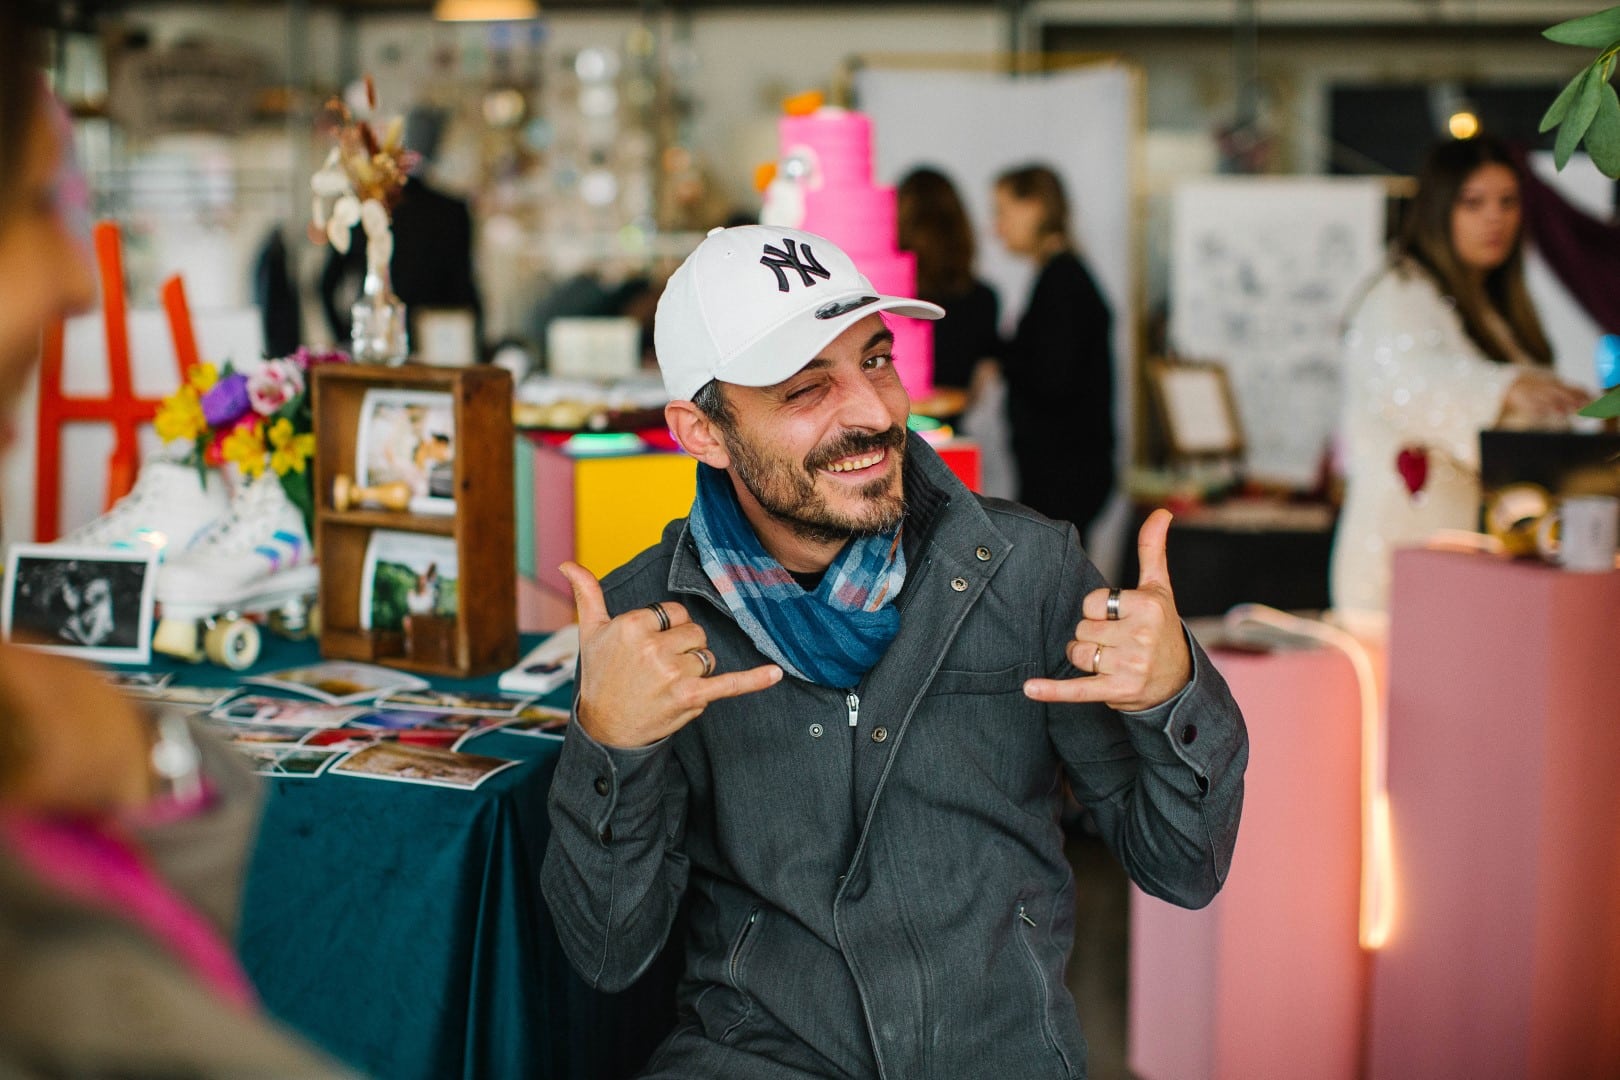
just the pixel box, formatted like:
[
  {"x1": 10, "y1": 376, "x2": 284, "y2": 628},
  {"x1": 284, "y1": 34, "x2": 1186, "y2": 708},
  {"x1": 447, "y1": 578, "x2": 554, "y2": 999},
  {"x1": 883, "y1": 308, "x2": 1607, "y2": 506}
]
[{"x1": 542, "y1": 225, "x2": 1247, "y2": 1079}]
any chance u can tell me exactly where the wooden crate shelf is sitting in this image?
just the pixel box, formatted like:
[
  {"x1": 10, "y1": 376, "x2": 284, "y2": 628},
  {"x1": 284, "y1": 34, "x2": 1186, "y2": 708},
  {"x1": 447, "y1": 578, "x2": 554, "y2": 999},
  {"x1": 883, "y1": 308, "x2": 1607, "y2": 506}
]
[{"x1": 311, "y1": 363, "x2": 517, "y2": 677}]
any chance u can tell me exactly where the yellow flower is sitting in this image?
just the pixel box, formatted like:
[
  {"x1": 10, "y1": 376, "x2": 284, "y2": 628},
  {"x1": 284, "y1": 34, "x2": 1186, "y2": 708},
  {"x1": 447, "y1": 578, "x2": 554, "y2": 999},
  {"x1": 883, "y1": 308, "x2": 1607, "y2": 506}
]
[
  {"x1": 222, "y1": 421, "x2": 268, "y2": 478},
  {"x1": 154, "y1": 386, "x2": 206, "y2": 443},
  {"x1": 267, "y1": 417, "x2": 316, "y2": 476},
  {"x1": 186, "y1": 361, "x2": 219, "y2": 395}
]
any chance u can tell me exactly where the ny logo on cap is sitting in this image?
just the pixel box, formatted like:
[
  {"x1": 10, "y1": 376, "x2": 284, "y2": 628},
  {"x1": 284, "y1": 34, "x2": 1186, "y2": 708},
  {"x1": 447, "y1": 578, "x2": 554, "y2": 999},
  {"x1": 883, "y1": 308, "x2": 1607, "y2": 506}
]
[{"x1": 759, "y1": 239, "x2": 831, "y2": 293}]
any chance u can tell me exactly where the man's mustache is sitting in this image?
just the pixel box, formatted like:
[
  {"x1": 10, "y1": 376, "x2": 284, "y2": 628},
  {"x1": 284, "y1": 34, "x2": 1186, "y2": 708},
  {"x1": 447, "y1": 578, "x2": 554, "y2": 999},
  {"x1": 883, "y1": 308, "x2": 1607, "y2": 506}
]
[{"x1": 805, "y1": 425, "x2": 906, "y2": 473}]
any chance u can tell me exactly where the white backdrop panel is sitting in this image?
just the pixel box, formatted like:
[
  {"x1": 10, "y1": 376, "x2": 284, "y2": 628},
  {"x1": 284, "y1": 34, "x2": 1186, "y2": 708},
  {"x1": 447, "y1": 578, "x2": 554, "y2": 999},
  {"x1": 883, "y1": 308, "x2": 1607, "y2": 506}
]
[
  {"x1": 857, "y1": 64, "x2": 1135, "y2": 577},
  {"x1": 1170, "y1": 178, "x2": 1386, "y2": 488}
]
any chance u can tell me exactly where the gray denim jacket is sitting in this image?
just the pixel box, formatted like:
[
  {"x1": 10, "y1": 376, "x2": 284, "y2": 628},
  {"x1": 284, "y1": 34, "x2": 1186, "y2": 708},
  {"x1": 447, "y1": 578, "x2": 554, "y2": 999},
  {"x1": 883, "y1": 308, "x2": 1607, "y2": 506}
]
[{"x1": 543, "y1": 435, "x2": 1248, "y2": 1079}]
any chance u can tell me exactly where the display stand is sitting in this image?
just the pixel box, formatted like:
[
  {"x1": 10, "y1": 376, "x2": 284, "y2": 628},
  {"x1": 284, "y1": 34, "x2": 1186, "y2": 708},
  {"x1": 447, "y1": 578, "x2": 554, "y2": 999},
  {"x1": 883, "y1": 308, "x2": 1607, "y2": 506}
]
[
  {"x1": 312, "y1": 363, "x2": 517, "y2": 677},
  {"x1": 1368, "y1": 549, "x2": 1620, "y2": 1079}
]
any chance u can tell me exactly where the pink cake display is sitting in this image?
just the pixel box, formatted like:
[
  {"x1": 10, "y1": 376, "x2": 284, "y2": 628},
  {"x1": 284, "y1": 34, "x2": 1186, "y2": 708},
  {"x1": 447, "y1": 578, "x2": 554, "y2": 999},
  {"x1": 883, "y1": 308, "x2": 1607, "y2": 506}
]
[{"x1": 765, "y1": 107, "x2": 934, "y2": 397}]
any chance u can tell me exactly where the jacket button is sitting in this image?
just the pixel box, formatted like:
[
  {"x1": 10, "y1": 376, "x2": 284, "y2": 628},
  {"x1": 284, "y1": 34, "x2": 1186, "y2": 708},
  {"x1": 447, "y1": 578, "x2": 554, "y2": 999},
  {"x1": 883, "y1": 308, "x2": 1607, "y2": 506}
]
[
  {"x1": 975, "y1": 546, "x2": 991, "y2": 561},
  {"x1": 871, "y1": 726, "x2": 888, "y2": 743},
  {"x1": 1181, "y1": 725, "x2": 1198, "y2": 745},
  {"x1": 809, "y1": 723, "x2": 824, "y2": 738},
  {"x1": 593, "y1": 776, "x2": 610, "y2": 796},
  {"x1": 950, "y1": 577, "x2": 968, "y2": 592}
]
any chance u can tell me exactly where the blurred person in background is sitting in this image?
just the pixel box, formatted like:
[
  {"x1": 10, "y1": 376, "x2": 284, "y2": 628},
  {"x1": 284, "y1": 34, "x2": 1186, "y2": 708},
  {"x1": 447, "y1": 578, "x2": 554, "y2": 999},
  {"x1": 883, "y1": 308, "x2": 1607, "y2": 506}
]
[
  {"x1": 0, "y1": 8, "x2": 350, "y2": 1074},
  {"x1": 896, "y1": 166, "x2": 1001, "y2": 407},
  {"x1": 993, "y1": 164, "x2": 1117, "y2": 540},
  {"x1": 1331, "y1": 134, "x2": 1590, "y2": 619}
]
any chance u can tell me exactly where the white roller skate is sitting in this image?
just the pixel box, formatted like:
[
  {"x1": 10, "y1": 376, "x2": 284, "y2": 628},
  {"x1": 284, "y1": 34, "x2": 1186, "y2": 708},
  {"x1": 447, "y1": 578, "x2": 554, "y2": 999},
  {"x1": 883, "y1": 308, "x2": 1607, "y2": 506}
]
[
  {"x1": 60, "y1": 457, "x2": 228, "y2": 557},
  {"x1": 152, "y1": 474, "x2": 319, "y2": 670}
]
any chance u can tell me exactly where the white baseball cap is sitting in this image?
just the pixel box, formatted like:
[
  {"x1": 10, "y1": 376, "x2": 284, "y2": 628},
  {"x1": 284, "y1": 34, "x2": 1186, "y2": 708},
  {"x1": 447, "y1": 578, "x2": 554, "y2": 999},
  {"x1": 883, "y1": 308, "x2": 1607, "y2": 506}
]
[{"x1": 653, "y1": 225, "x2": 944, "y2": 402}]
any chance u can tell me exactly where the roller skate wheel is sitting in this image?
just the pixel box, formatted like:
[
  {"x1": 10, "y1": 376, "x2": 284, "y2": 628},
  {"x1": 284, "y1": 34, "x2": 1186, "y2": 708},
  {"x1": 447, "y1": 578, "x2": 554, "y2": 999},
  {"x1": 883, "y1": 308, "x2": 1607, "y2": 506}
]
[
  {"x1": 152, "y1": 616, "x2": 205, "y2": 663},
  {"x1": 268, "y1": 607, "x2": 306, "y2": 641},
  {"x1": 205, "y1": 618, "x2": 261, "y2": 670},
  {"x1": 307, "y1": 601, "x2": 322, "y2": 640}
]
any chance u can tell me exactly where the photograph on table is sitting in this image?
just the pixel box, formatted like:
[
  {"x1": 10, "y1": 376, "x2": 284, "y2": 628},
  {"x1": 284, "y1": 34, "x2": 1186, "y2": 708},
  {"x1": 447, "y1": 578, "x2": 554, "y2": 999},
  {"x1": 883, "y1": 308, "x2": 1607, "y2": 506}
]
[
  {"x1": 374, "y1": 687, "x2": 533, "y2": 715},
  {"x1": 198, "y1": 717, "x2": 315, "y2": 745},
  {"x1": 490, "y1": 703, "x2": 571, "y2": 739},
  {"x1": 211, "y1": 694, "x2": 372, "y2": 728},
  {"x1": 2, "y1": 545, "x2": 160, "y2": 664},
  {"x1": 105, "y1": 670, "x2": 173, "y2": 693},
  {"x1": 358, "y1": 530, "x2": 459, "y2": 632},
  {"x1": 144, "y1": 683, "x2": 243, "y2": 709},
  {"x1": 244, "y1": 659, "x2": 430, "y2": 704},
  {"x1": 355, "y1": 388, "x2": 457, "y2": 515},
  {"x1": 299, "y1": 728, "x2": 385, "y2": 751},
  {"x1": 329, "y1": 741, "x2": 519, "y2": 790},
  {"x1": 236, "y1": 744, "x2": 343, "y2": 778}
]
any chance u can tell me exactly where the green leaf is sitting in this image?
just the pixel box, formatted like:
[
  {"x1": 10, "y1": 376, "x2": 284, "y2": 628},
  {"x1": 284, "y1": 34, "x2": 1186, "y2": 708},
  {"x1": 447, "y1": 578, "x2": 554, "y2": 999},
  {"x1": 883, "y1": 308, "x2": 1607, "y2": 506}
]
[
  {"x1": 1542, "y1": 68, "x2": 1592, "y2": 133},
  {"x1": 1584, "y1": 82, "x2": 1620, "y2": 177},
  {"x1": 1545, "y1": 5, "x2": 1620, "y2": 48},
  {"x1": 1578, "y1": 384, "x2": 1620, "y2": 419},
  {"x1": 1556, "y1": 66, "x2": 1603, "y2": 169}
]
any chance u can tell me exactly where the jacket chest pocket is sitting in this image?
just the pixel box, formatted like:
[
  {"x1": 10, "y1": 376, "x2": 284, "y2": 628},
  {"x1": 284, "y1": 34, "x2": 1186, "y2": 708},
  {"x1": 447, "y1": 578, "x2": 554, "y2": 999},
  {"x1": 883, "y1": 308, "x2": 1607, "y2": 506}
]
[{"x1": 912, "y1": 662, "x2": 1049, "y2": 792}]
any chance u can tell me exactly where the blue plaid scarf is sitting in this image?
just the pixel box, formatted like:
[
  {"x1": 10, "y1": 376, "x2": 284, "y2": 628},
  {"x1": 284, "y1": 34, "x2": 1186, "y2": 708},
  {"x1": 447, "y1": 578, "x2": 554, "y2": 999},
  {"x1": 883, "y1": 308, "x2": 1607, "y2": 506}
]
[{"x1": 687, "y1": 463, "x2": 905, "y2": 688}]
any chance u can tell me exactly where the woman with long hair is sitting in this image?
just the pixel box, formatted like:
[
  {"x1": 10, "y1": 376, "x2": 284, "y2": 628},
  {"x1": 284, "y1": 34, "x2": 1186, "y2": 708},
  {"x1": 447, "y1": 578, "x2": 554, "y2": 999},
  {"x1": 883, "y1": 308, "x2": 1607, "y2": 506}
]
[
  {"x1": 896, "y1": 167, "x2": 1000, "y2": 397},
  {"x1": 1331, "y1": 134, "x2": 1589, "y2": 617},
  {"x1": 0, "y1": 7, "x2": 348, "y2": 1073},
  {"x1": 993, "y1": 164, "x2": 1117, "y2": 539}
]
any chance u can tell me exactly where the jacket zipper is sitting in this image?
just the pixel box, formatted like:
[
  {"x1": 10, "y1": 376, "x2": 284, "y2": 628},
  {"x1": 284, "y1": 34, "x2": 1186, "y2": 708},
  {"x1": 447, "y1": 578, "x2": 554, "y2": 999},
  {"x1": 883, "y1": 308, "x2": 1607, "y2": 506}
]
[
  {"x1": 1014, "y1": 902, "x2": 1076, "y2": 1077},
  {"x1": 721, "y1": 907, "x2": 762, "y2": 1043},
  {"x1": 846, "y1": 690, "x2": 860, "y2": 728}
]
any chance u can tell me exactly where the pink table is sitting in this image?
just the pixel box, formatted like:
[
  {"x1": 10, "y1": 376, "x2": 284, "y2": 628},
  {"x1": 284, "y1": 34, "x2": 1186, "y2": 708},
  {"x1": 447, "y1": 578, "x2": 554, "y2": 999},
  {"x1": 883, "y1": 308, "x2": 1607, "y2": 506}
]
[
  {"x1": 1129, "y1": 643, "x2": 1366, "y2": 1080},
  {"x1": 1368, "y1": 550, "x2": 1620, "y2": 1079}
]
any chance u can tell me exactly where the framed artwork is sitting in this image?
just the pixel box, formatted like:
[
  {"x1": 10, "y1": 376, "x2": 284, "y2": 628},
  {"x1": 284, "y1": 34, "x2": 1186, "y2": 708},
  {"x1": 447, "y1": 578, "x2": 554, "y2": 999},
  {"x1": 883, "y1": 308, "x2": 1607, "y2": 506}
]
[
  {"x1": 1147, "y1": 360, "x2": 1246, "y2": 460},
  {"x1": 2, "y1": 544, "x2": 159, "y2": 664},
  {"x1": 355, "y1": 388, "x2": 457, "y2": 515}
]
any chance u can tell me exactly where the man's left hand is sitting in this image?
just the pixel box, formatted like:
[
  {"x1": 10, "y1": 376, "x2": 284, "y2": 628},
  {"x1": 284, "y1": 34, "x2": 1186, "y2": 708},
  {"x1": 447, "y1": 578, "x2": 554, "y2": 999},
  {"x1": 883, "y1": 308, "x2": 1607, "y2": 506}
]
[{"x1": 1023, "y1": 509, "x2": 1192, "y2": 712}]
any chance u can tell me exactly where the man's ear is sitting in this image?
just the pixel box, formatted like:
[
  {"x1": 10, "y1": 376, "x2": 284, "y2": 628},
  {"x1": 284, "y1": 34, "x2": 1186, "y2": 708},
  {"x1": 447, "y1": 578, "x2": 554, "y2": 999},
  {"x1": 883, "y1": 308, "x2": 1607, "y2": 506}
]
[{"x1": 665, "y1": 400, "x2": 731, "y2": 470}]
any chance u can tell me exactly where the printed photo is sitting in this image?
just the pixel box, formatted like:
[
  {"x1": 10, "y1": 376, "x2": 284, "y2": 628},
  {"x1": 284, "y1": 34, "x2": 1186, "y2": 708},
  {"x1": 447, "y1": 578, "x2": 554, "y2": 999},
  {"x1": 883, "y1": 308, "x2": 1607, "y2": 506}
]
[
  {"x1": 212, "y1": 695, "x2": 371, "y2": 728},
  {"x1": 330, "y1": 741, "x2": 519, "y2": 791},
  {"x1": 106, "y1": 670, "x2": 174, "y2": 693},
  {"x1": 374, "y1": 688, "x2": 532, "y2": 716},
  {"x1": 299, "y1": 728, "x2": 385, "y2": 751},
  {"x1": 243, "y1": 661, "x2": 429, "y2": 705},
  {"x1": 355, "y1": 388, "x2": 456, "y2": 515},
  {"x1": 498, "y1": 704, "x2": 571, "y2": 737},
  {"x1": 2, "y1": 545, "x2": 159, "y2": 664},
  {"x1": 358, "y1": 531, "x2": 459, "y2": 633},
  {"x1": 198, "y1": 716, "x2": 315, "y2": 745},
  {"x1": 355, "y1": 708, "x2": 453, "y2": 730},
  {"x1": 146, "y1": 684, "x2": 243, "y2": 709},
  {"x1": 235, "y1": 744, "x2": 343, "y2": 778}
]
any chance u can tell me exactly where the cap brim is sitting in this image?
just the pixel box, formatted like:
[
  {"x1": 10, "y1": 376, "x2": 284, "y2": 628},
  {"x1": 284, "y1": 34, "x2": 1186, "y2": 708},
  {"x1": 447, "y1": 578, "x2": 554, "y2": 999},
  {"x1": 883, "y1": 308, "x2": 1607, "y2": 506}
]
[{"x1": 715, "y1": 292, "x2": 946, "y2": 391}]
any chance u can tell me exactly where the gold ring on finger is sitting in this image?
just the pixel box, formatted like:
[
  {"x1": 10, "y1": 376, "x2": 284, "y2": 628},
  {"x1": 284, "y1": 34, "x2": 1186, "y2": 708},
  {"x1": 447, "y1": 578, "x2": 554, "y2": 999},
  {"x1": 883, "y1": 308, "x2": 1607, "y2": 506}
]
[
  {"x1": 1092, "y1": 644, "x2": 1104, "y2": 675},
  {"x1": 689, "y1": 647, "x2": 716, "y2": 678}
]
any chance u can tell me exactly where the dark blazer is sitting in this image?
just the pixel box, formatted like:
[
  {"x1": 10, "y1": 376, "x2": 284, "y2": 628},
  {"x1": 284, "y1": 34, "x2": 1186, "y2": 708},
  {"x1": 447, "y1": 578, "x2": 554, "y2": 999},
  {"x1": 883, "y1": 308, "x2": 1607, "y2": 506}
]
[
  {"x1": 1001, "y1": 251, "x2": 1116, "y2": 534},
  {"x1": 320, "y1": 178, "x2": 483, "y2": 353}
]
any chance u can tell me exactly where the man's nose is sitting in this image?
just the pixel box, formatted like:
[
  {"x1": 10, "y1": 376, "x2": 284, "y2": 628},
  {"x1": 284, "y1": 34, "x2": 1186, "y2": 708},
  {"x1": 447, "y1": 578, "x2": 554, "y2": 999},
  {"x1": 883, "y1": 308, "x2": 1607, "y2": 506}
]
[{"x1": 831, "y1": 370, "x2": 895, "y2": 431}]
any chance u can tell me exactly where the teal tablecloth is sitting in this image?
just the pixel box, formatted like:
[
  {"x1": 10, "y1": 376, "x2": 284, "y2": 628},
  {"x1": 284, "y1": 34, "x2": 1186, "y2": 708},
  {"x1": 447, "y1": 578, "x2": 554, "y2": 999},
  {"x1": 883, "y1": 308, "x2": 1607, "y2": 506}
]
[{"x1": 145, "y1": 635, "x2": 677, "y2": 1079}]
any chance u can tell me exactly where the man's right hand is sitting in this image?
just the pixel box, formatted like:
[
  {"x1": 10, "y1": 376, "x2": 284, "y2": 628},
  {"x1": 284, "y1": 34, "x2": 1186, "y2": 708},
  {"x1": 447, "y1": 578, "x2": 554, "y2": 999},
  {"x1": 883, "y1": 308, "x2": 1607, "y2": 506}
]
[{"x1": 559, "y1": 562, "x2": 782, "y2": 749}]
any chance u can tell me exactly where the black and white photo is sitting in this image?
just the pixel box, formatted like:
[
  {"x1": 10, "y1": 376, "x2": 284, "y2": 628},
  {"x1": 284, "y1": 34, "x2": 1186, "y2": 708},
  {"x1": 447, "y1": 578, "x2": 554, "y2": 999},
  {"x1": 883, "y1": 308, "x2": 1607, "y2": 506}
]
[{"x1": 2, "y1": 544, "x2": 159, "y2": 664}]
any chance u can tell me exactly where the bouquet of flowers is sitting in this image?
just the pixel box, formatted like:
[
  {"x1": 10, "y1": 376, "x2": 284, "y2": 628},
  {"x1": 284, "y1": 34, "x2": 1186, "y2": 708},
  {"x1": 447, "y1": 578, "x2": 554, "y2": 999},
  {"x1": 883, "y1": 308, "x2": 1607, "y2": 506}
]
[
  {"x1": 155, "y1": 347, "x2": 350, "y2": 535},
  {"x1": 308, "y1": 77, "x2": 415, "y2": 276}
]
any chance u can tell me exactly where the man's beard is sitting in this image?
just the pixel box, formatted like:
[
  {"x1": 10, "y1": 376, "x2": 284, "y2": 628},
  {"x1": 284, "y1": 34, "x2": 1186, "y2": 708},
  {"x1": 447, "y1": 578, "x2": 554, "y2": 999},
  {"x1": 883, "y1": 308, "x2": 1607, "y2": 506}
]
[{"x1": 725, "y1": 424, "x2": 907, "y2": 546}]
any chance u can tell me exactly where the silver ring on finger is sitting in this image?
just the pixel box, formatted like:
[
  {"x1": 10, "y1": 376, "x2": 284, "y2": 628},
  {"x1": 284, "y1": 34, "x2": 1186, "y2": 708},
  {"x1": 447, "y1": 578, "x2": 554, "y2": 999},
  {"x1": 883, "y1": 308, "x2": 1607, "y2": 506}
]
[
  {"x1": 1092, "y1": 644, "x2": 1104, "y2": 676},
  {"x1": 688, "y1": 647, "x2": 716, "y2": 678},
  {"x1": 645, "y1": 601, "x2": 670, "y2": 632},
  {"x1": 1106, "y1": 587, "x2": 1122, "y2": 621}
]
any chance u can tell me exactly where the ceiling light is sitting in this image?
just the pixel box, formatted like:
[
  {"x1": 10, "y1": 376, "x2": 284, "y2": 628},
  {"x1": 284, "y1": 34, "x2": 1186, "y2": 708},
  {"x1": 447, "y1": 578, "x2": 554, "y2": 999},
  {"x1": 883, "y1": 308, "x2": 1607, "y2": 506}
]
[
  {"x1": 432, "y1": 0, "x2": 539, "y2": 21},
  {"x1": 1447, "y1": 109, "x2": 1481, "y2": 140}
]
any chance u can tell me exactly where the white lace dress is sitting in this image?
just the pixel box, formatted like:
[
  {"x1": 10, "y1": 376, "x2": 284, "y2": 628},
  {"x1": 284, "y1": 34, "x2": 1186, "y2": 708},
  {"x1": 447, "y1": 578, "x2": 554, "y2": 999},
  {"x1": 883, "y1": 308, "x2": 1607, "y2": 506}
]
[{"x1": 1330, "y1": 262, "x2": 1526, "y2": 616}]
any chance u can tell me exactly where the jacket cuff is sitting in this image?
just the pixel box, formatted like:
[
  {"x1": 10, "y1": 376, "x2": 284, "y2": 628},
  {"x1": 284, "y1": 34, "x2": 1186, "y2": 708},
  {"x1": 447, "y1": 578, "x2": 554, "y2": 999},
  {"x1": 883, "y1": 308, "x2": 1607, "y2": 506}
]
[
  {"x1": 1119, "y1": 624, "x2": 1229, "y2": 779},
  {"x1": 552, "y1": 716, "x2": 671, "y2": 843}
]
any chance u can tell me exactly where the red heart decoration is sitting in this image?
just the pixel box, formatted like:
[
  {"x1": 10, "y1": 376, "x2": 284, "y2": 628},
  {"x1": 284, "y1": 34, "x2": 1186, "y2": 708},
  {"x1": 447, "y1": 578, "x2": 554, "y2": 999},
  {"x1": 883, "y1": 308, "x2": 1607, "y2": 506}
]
[{"x1": 1395, "y1": 445, "x2": 1429, "y2": 497}]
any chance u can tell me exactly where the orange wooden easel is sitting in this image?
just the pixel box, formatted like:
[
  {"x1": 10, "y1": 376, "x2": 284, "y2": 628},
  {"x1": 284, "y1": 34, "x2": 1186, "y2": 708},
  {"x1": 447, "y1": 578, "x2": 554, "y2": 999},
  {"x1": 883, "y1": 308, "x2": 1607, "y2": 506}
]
[{"x1": 34, "y1": 220, "x2": 202, "y2": 541}]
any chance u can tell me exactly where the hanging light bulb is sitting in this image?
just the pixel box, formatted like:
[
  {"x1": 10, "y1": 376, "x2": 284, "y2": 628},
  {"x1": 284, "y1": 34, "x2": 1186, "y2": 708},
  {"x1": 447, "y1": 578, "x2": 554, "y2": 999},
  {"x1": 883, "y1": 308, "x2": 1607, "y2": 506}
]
[
  {"x1": 432, "y1": 0, "x2": 539, "y2": 21},
  {"x1": 1448, "y1": 107, "x2": 1481, "y2": 140}
]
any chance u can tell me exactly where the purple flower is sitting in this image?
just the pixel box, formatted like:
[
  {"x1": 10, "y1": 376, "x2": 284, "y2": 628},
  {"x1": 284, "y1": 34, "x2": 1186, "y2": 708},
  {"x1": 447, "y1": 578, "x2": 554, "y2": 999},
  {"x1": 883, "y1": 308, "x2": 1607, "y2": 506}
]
[{"x1": 201, "y1": 374, "x2": 252, "y2": 428}]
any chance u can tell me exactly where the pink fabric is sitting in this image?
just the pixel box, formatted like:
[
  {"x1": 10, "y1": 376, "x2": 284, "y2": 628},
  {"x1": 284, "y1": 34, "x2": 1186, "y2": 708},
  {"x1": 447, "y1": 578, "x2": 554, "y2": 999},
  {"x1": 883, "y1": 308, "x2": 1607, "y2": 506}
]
[{"x1": 1, "y1": 812, "x2": 257, "y2": 1012}]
